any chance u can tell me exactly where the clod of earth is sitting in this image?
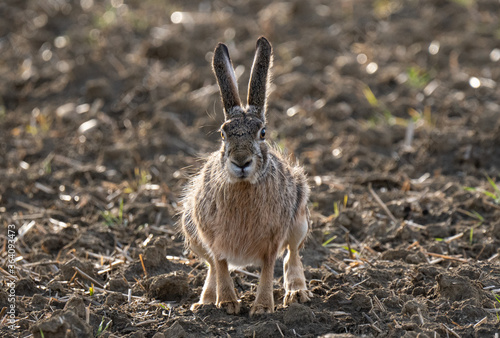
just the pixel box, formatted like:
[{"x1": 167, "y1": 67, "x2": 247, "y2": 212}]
[{"x1": 146, "y1": 272, "x2": 190, "y2": 302}]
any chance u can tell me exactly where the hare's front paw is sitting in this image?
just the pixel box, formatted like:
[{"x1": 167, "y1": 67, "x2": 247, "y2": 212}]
[
  {"x1": 250, "y1": 302, "x2": 274, "y2": 316},
  {"x1": 190, "y1": 302, "x2": 215, "y2": 312},
  {"x1": 191, "y1": 289, "x2": 217, "y2": 312},
  {"x1": 217, "y1": 300, "x2": 241, "y2": 315},
  {"x1": 284, "y1": 289, "x2": 313, "y2": 306}
]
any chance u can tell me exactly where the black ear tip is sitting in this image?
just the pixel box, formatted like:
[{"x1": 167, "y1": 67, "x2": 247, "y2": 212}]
[
  {"x1": 215, "y1": 42, "x2": 230, "y2": 58},
  {"x1": 256, "y1": 36, "x2": 271, "y2": 51}
]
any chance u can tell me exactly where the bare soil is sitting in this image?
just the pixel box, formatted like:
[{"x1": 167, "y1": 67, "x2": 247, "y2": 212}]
[{"x1": 1, "y1": 0, "x2": 500, "y2": 337}]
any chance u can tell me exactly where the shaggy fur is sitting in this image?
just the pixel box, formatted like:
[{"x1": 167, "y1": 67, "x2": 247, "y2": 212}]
[{"x1": 181, "y1": 37, "x2": 312, "y2": 316}]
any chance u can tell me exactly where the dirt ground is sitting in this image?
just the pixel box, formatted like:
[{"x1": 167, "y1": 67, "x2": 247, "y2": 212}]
[{"x1": 1, "y1": 0, "x2": 500, "y2": 337}]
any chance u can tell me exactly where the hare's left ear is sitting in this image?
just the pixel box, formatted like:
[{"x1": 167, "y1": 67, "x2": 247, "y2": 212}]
[{"x1": 247, "y1": 37, "x2": 272, "y2": 122}]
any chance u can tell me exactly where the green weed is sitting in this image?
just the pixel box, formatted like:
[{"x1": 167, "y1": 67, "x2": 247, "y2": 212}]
[
  {"x1": 42, "y1": 157, "x2": 52, "y2": 175},
  {"x1": 363, "y1": 85, "x2": 410, "y2": 127},
  {"x1": 101, "y1": 197, "x2": 127, "y2": 227},
  {"x1": 485, "y1": 175, "x2": 500, "y2": 203},
  {"x1": 96, "y1": 316, "x2": 112, "y2": 336},
  {"x1": 459, "y1": 210, "x2": 484, "y2": 245},
  {"x1": 493, "y1": 292, "x2": 500, "y2": 322},
  {"x1": 322, "y1": 196, "x2": 350, "y2": 247},
  {"x1": 464, "y1": 174, "x2": 500, "y2": 204},
  {"x1": 135, "y1": 168, "x2": 151, "y2": 186},
  {"x1": 408, "y1": 107, "x2": 434, "y2": 127},
  {"x1": 406, "y1": 66, "x2": 430, "y2": 89},
  {"x1": 101, "y1": 210, "x2": 120, "y2": 226},
  {"x1": 118, "y1": 198, "x2": 124, "y2": 224},
  {"x1": 124, "y1": 168, "x2": 153, "y2": 193},
  {"x1": 363, "y1": 85, "x2": 379, "y2": 108},
  {"x1": 333, "y1": 202, "x2": 340, "y2": 218},
  {"x1": 322, "y1": 233, "x2": 337, "y2": 247},
  {"x1": 342, "y1": 246, "x2": 359, "y2": 256}
]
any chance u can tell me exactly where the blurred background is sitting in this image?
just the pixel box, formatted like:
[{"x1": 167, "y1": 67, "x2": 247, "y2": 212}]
[
  {"x1": 2, "y1": 0, "x2": 500, "y2": 271},
  {"x1": 2, "y1": 0, "x2": 500, "y2": 189},
  {"x1": 2, "y1": 1, "x2": 500, "y2": 337}
]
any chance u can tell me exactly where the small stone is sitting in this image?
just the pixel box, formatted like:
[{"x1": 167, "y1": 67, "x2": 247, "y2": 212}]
[
  {"x1": 105, "y1": 277, "x2": 129, "y2": 293},
  {"x1": 15, "y1": 278, "x2": 38, "y2": 297},
  {"x1": 163, "y1": 321, "x2": 187, "y2": 338},
  {"x1": 402, "y1": 299, "x2": 427, "y2": 316},
  {"x1": 406, "y1": 252, "x2": 426, "y2": 264},
  {"x1": 349, "y1": 292, "x2": 372, "y2": 312},
  {"x1": 47, "y1": 281, "x2": 65, "y2": 294},
  {"x1": 143, "y1": 246, "x2": 167, "y2": 268},
  {"x1": 105, "y1": 292, "x2": 127, "y2": 306},
  {"x1": 64, "y1": 296, "x2": 86, "y2": 319},
  {"x1": 31, "y1": 294, "x2": 48, "y2": 310},
  {"x1": 337, "y1": 213, "x2": 351, "y2": 227}
]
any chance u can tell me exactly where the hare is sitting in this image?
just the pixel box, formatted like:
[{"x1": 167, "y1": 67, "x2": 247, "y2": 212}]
[{"x1": 181, "y1": 37, "x2": 312, "y2": 316}]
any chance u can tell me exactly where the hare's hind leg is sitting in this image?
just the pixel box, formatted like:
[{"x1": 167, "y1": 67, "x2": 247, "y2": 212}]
[{"x1": 283, "y1": 209, "x2": 313, "y2": 306}]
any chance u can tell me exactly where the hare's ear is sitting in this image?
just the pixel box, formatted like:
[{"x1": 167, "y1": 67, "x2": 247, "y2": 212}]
[
  {"x1": 247, "y1": 37, "x2": 272, "y2": 121},
  {"x1": 213, "y1": 43, "x2": 242, "y2": 120}
]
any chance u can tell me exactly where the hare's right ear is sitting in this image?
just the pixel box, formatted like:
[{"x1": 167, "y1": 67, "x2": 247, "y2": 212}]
[{"x1": 213, "y1": 43, "x2": 242, "y2": 120}]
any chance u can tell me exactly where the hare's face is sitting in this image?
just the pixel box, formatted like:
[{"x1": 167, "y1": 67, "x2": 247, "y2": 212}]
[
  {"x1": 212, "y1": 37, "x2": 273, "y2": 184},
  {"x1": 220, "y1": 114, "x2": 267, "y2": 183}
]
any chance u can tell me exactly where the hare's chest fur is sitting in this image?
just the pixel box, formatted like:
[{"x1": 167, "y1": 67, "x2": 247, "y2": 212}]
[{"x1": 193, "y1": 172, "x2": 295, "y2": 266}]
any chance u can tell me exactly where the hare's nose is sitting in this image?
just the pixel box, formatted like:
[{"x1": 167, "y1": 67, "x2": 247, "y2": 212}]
[{"x1": 232, "y1": 159, "x2": 252, "y2": 170}]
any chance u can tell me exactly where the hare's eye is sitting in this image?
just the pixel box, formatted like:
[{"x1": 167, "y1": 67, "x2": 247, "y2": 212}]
[
  {"x1": 220, "y1": 131, "x2": 225, "y2": 140},
  {"x1": 260, "y1": 128, "x2": 266, "y2": 140}
]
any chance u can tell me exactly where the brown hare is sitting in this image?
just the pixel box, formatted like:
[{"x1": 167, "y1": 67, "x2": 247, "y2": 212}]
[{"x1": 181, "y1": 37, "x2": 312, "y2": 316}]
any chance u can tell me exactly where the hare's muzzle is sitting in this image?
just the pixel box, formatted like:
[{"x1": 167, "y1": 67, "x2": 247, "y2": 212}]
[
  {"x1": 228, "y1": 157, "x2": 254, "y2": 179},
  {"x1": 231, "y1": 159, "x2": 252, "y2": 169}
]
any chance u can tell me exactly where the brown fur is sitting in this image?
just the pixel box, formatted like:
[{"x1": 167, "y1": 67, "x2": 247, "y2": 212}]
[{"x1": 180, "y1": 37, "x2": 312, "y2": 316}]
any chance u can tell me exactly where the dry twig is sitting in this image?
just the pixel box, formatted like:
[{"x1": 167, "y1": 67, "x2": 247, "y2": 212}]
[
  {"x1": 275, "y1": 323, "x2": 284, "y2": 338},
  {"x1": 473, "y1": 316, "x2": 487, "y2": 328},
  {"x1": 73, "y1": 266, "x2": 104, "y2": 288},
  {"x1": 441, "y1": 324, "x2": 460, "y2": 338},
  {"x1": 139, "y1": 254, "x2": 148, "y2": 278},
  {"x1": 368, "y1": 184, "x2": 400, "y2": 226},
  {"x1": 424, "y1": 252, "x2": 468, "y2": 263}
]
